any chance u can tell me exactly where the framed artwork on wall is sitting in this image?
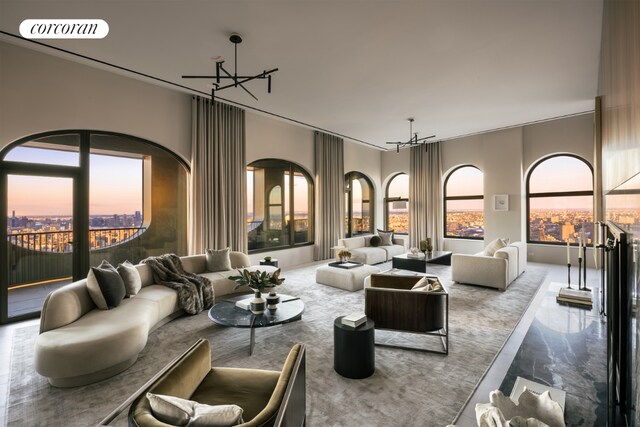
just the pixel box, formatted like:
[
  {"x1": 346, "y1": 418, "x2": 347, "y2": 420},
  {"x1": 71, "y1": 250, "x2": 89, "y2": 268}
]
[{"x1": 493, "y1": 194, "x2": 509, "y2": 211}]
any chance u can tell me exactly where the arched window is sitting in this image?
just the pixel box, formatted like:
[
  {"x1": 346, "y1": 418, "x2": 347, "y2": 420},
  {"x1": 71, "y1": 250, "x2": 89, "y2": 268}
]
[
  {"x1": 247, "y1": 159, "x2": 314, "y2": 252},
  {"x1": 1, "y1": 130, "x2": 188, "y2": 322},
  {"x1": 527, "y1": 155, "x2": 594, "y2": 244},
  {"x1": 385, "y1": 173, "x2": 409, "y2": 234},
  {"x1": 344, "y1": 172, "x2": 374, "y2": 237},
  {"x1": 444, "y1": 166, "x2": 484, "y2": 239}
]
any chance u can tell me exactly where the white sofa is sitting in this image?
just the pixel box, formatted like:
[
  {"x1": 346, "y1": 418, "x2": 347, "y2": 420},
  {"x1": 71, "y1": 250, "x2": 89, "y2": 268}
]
[
  {"x1": 451, "y1": 241, "x2": 527, "y2": 291},
  {"x1": 35, "y1": 252, "x2": 276, "y2": 387},
  {"x1": 337, "y1": 234, "x2": 407, "y2": 264}
]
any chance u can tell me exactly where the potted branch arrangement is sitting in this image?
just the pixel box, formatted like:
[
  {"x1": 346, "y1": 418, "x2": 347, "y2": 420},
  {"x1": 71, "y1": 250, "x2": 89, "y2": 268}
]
[
  {"x1": 228, "y1": 269, "x2": 285, "y2": 314},
  {"x1": 337, "y1": 249, "x2": 352, "y2": 263},
  {"x1": 419, "y1": 238, "x2": 433, "y2": 256}
]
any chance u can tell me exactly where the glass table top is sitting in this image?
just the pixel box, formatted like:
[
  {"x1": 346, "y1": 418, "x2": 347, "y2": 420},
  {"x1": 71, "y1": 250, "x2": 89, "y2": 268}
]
[{"x1": 208, "y1": 293, "x2": 305, "y2": 328}]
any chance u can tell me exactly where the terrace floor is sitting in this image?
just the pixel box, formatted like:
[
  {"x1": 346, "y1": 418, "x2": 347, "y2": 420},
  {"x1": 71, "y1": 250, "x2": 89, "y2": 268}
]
[{"x1": 7, "y1": 279, "x2": 71, "y2": 318}]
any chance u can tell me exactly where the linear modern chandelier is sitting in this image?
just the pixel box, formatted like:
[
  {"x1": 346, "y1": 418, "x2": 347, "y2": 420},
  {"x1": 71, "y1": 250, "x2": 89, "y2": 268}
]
[
  {"x1": 386, "y1": 118, "x2": 436, "y2": 152},
  {"x1": 182, "y1": 33, "x2": 278, "y2": 101}
]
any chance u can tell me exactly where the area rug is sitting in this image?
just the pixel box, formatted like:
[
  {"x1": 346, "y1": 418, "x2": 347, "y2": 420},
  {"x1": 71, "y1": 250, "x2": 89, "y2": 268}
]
[{"x1": 7, "y1": 262, "x2": 546, "y2": 427}]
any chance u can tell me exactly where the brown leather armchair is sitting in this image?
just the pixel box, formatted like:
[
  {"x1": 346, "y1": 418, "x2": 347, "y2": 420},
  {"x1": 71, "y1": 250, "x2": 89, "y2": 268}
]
[{"x1": 365, "y1": 273, "x2": 449, "y2": 354}]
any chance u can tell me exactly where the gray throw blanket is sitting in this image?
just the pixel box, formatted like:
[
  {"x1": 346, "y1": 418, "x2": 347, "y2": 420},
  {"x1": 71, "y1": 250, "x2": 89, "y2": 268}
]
[{"x1": 142, "y1": 254, "x2": 214, "y2": 315}]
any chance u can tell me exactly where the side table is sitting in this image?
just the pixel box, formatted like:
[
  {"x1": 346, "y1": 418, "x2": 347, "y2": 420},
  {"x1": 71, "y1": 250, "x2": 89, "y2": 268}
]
[
  {"x1": 260, "y1": 259, "x2": 279, "y2": 268},
  {"x1": 334, "y1": 316, "x2": 375, "y2": 379}
]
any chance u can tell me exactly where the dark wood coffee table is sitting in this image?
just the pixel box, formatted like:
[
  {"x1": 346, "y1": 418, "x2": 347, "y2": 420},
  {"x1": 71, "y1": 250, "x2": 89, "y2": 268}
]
[
  {"x1": 392, "y1": 251, "x2": 453, "y2": 272},
  {"x1": 208, "y1": 294, "x2": 304, "y2": 355}
]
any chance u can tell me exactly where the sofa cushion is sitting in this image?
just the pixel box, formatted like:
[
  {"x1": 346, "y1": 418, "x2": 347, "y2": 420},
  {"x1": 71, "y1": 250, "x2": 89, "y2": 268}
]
[
  {"x1": 483, "y1": 238, "x2": 509, "y2": 256},
  {"x1": 350, "y1": 247, "x2": 387, "y2": 265},
  {"x1": 146, "y1": 393, "x2": 244, "y2": 426},
  {"x1": 87, "y1": 260, "x2": 126, "y2": 310},
  {"x1": 199, "y1": 271, "x2": 241, "y2": 297},
  {"x1": 377, "y1": 229, "x2": 394, "y2": 246},
  {"x1": 370, "y1": 235, "x2": 381, "y2": 247},
  {"x1": 342, "y1": 236, "x2": 366, "y2": 250},
  {"x1": 135, "y1": 285, "x2": 180, "y2": 324},
  {"x1": 134, "y1": 263, "x2": 156, "y2": 288},
  {"x1": 117, "y1": 261, "x2": 142, "y2": 297},
  {"x1": 206, "y1": 248, "x2": 232, "y2": 272},
  {"x1": 381, "y1": 244, "x2": 405, "y2": 260}
]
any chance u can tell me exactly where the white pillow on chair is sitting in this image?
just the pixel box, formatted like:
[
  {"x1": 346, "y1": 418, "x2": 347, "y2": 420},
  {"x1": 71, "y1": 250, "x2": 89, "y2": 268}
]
[
  {"x1": 483, "y1": 238, "x2": 510, "y2": 257},
  {"x1": 146, "y1": 392, "x2": 244, "y2": 426}
]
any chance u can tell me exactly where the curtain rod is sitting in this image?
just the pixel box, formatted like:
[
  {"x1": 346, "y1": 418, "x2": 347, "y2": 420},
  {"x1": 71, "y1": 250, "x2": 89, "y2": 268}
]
[{"x1": 1, "y1": 31, "x2": 383, "y2": 151}]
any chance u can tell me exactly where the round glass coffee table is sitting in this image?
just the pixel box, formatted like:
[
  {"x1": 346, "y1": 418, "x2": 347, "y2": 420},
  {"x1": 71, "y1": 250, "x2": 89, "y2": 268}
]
[{"x1": 208, "y1": 294, "x2": 304, "y2": 355}]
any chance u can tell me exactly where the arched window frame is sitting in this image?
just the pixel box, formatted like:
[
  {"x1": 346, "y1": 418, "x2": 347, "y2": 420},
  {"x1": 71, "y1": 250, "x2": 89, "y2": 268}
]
[
  {"x1": 0, "y1": 129, "x2": 189, "y2": 324},
  {"x1": 384, "y1": 172, "x2": 409, "y2": 234},
  {"x1": 344, "y1": 171, "x2": 375, "y2": 237},
  {"x1": 526, "y1": 154, "x2": 594, "y2": 245},
  {"x1": 443, "y1": 165, "x2": 484, "y2": 240},
  {"x1": 246, "y1": 158, "x2": 314, "y2": 253}
]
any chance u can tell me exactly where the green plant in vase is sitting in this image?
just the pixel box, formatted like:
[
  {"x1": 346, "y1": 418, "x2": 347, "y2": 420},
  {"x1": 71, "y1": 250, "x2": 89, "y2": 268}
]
[{"x1": 228, "y1": 269, "x2": 285, "y2": 314}]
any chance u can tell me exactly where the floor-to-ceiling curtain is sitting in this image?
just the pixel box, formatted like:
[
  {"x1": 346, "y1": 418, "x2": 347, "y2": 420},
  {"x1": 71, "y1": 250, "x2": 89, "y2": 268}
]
[
  {"x1": 409, "y1": 142, "x2": 443, "y2": 250},
  {"x1": 314, "y1": 132, "x2": 345, "y2": 260},
  {"x1": 190, "y1": 97, "x2": 247, "y2": 254}
]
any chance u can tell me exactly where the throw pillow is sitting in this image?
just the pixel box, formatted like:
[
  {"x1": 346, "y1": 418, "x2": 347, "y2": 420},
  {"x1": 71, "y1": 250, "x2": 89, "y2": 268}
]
[
  {"x1": 147, "y1": 393, "x2": 244, "y2": 427},
  {"x1": 483, "y1": 238, "x2": 509, "y2": 257},
  {"x1": 411, "y1": 277, "x2": 443, "y2": 292},
  {"x1": 206, "y1": 248, "x2": 232, "y2": 272},
  {"x1": 370, "y1": 235, "x2": 381, "y2": 247},
  {"x1": 117, "y1": 260, "x2": 142, "y2": 297},
  {"x1": 377, "y1": 229, "x2": 394, "y2": 246},
  {"x1": 87, "y1": 260, "x2": 126, "y2": 310}
]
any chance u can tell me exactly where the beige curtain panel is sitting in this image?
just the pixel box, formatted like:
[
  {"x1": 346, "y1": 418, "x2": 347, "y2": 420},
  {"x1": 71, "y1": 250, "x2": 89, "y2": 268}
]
[
  {"x1": 314, "y1": 131, "x2": 345, "y2": 261},
  {"x1": 409, "y1": 142, "x2": 443, "y2": 250},
  {"x1": 190, "y1": 97, "x2": 247, "y2": 254}
]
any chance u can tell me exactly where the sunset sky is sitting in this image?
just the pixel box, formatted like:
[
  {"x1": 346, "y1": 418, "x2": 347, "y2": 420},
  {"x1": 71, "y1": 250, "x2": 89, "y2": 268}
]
[
  {"x1": 6, "y1": 147, "x2": 142, "y2": 216},
  {"x1": 7, "y1": 147, "x2": 634, "y2": 218}
]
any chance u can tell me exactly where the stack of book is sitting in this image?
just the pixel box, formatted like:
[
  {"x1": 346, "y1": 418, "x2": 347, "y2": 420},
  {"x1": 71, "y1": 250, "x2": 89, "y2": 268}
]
[
  {"x1": 235, "y1": 297, "x2": 252, "y2": 310},
  {"x1": 556, "y1": 287, "x2": 592, "y2": 308},
  {"x1": 341, "y1": 312, "x2": 367, "y2": 328}
]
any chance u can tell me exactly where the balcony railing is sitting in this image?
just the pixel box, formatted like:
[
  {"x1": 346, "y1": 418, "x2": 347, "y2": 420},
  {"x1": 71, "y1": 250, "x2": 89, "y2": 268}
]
[{"x1": 6, "y1": 227, "x2": 147, "y2": 288}]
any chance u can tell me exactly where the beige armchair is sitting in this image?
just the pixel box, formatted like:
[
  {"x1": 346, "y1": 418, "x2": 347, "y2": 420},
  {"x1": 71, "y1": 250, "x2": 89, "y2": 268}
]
[
  {"x1": 99, "y1": 339, "x2": 306, "y2": 427},
  {"x1": 451, "y1": 241, "x2": 527, "y2": 290}
]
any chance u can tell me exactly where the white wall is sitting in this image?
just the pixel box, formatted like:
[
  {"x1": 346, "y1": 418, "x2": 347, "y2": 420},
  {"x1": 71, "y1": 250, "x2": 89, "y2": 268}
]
[
  {"x1": 245, "y1": 111, "x2": 315, "y2": 174},
  {"x1": 0, "y1": 42, "x2": 192, "y2": 162},
  {"x1": 482, "y1": 128, "x2": 524, "y2": 244}
]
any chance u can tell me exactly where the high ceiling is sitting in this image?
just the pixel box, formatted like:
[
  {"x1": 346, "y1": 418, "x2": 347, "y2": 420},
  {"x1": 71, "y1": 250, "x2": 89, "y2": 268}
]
[{"x1": 0, "y1": 0, "x2": 603, "y2": 149}]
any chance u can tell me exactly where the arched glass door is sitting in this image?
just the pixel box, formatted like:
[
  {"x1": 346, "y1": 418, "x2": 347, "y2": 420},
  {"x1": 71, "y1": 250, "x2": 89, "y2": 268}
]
[{"x1": 1, "y1": 131, "x2": 189, "y2": 324}]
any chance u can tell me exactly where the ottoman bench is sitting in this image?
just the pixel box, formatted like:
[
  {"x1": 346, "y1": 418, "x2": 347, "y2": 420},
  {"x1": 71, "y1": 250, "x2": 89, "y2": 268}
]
[{"x1": 315, "y1": 264, "x2": 381, "y2": 291}]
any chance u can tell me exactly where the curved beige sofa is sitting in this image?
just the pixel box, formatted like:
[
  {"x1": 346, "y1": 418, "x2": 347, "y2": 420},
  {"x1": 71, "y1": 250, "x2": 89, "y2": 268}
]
[{"x1": 35, "y1": 252, "x2": 276, "y2": 387}]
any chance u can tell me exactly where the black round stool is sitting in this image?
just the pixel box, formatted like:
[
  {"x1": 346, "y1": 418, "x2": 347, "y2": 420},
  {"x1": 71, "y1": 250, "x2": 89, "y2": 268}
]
[{"x1": 333, "y1": 316, "x2": 375, "y2": 379}]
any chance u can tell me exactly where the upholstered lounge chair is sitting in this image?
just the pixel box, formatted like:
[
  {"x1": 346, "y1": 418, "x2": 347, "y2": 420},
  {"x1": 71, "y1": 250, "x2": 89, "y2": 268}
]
[
  {"x1": 365, "y1": 273, "x2": 448, "y2": 354},
  {"x1": 98, "y1": 339, "x2": 306, "y2": 427},
  {"x1": 451, "y1": 241, "x2": 527, "y2": 290}
]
